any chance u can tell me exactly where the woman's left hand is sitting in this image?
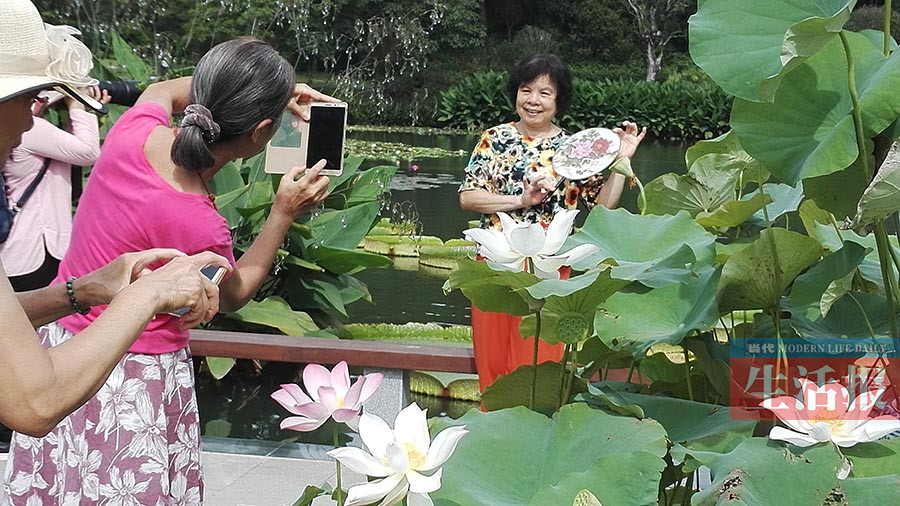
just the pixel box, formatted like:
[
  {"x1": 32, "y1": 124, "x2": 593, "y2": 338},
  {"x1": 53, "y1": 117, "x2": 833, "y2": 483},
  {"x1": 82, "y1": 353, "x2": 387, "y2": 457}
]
[
  {"x1": 613, "y1": 121, "x2": 647, "y2": 159},
  {"x1": 287, "y1": 83, "x2": 341, "y2": 121},
  {"x1": 272, "y1": 160, "x2": 331, "y2": 220}
]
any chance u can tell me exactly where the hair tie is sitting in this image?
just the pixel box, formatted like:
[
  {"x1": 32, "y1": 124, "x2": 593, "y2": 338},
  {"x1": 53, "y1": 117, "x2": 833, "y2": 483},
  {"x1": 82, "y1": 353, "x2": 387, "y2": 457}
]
[{"x1": 181, "y1": 104, "x2": 221, "y2": 144}]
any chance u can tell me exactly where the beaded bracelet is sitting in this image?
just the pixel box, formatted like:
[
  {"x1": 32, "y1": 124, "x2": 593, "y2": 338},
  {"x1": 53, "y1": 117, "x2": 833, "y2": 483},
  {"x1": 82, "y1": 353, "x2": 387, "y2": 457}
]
[{"x1": 65, "y1": 276, "x2": 91, "y2": 315}]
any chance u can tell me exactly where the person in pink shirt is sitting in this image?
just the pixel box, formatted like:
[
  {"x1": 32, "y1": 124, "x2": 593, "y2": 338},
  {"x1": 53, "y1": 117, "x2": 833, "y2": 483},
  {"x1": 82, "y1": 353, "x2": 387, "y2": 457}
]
[
  {"x1": 0, "y1": 87, "x2": 110, "y2": 291},
  {"x1": 3, "y1": 37, "x2": 334, "y2": 505}
]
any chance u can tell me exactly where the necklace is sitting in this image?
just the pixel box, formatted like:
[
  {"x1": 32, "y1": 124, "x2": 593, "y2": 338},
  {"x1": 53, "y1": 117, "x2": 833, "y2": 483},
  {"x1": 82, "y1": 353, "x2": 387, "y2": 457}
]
[
  {"x1": 198, "y1": 175, "x2": 218, "y2": 211},
  {"x1": 515, "y1": 122, "x2": 558, "y2": 139}
]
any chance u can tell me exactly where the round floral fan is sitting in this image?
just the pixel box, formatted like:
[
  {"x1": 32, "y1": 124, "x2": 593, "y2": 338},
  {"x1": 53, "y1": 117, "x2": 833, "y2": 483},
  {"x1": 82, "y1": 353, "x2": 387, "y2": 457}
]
[{"x1": 552, "y1": 127, "x2": 620, "y2": 180}]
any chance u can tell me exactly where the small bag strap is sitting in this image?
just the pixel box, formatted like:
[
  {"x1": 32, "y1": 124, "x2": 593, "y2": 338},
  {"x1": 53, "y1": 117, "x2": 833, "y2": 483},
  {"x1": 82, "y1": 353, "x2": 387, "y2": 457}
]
[{"x1": 10, "y1": 157, "x2": 51, "y2": 212}]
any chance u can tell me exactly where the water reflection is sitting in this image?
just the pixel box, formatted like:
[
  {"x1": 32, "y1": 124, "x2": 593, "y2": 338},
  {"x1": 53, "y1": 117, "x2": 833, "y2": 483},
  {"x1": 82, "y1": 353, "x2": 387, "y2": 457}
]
[{"x1": 347, "y1": 131, "x2": 687, "y2": 325}]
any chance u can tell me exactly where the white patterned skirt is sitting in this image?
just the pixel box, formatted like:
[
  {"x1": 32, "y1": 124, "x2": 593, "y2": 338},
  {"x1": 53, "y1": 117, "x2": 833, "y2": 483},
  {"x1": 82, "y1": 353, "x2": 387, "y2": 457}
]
[{"x1": 2, "y1": 322, "x2": 203, "y2": 505}]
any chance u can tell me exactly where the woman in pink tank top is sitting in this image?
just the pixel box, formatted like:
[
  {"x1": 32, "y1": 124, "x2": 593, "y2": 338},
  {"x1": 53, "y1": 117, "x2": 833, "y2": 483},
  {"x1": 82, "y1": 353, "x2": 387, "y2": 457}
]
[{"x1": 3, "y1": 38, "x2": 335, "y2": 505}]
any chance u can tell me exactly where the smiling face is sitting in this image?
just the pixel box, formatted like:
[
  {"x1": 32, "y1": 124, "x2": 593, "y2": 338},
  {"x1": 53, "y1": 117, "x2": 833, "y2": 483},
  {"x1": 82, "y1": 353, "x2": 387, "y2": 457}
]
[
  {"x1": 515, "y1": 73, "x2": 558, "y2": 135},
  {"x1": 0, "y1": 92, "x2": 38, "y2": 169}
]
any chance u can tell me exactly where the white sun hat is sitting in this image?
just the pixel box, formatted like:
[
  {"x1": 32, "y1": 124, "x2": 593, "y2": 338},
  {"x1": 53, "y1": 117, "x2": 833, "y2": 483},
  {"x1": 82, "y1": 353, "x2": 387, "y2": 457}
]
[{"x1": 0, "y1": 0, "x2": 103, "y2": 111}]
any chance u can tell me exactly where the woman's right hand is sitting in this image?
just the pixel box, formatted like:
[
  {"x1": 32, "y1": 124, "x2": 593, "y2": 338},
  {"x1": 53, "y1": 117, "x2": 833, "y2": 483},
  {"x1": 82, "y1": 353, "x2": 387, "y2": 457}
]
[
  {"x1": 271, "y1": 161, "x2": 331, "y2": 220},
  {"x1": 520, "y1": 174, "x2": 556, "y2": 207},
  {"x1": 126, "y1": 252, "x2": 230, "y2": 328}
]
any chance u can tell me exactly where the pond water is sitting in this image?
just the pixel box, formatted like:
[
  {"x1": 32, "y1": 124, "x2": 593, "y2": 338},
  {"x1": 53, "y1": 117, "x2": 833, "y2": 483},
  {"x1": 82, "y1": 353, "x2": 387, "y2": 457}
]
[{"x1": 347, "y1": 130, "x2": 687, "y2": 326}]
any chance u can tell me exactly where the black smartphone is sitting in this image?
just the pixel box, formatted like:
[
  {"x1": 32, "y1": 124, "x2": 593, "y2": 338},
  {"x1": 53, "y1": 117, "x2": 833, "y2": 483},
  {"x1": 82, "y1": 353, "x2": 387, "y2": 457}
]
[
  {"x1": 167, "y1": 265, "x2": 227, "y2": 317},
  {"x1": 305, "y1": 102, "x2": 347, "y2": 176}
]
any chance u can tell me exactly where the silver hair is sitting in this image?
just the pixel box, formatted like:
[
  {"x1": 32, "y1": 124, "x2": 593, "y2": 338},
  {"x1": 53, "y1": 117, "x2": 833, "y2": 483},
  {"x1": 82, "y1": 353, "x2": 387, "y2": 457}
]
[{"x1": 171, "y1": 38, "x2": 295, "y2": 172}]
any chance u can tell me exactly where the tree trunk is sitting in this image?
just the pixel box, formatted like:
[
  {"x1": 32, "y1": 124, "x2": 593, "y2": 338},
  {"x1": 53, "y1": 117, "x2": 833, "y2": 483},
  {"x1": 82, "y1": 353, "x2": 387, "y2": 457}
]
[{"x1": 645, "y1": 42, "x2": 663, "y2": 81}]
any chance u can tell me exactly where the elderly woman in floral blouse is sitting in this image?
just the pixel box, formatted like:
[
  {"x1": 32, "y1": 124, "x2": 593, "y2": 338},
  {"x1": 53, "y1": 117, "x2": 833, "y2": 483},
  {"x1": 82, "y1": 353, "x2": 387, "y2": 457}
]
[{"x1": 458, "y1": 53, "x2": 646, "y2": 392}]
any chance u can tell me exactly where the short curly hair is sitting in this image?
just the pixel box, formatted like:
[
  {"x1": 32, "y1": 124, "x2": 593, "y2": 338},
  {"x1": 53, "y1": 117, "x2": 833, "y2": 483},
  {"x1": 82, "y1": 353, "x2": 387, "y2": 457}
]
[{"x1": 506, "y1": 54, "x2": 573, "y2": 116}]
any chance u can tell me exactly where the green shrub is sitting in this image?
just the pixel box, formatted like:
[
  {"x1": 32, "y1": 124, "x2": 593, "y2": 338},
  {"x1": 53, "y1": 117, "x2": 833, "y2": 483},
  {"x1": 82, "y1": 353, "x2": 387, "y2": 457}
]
[
  {"x1": 438, "y1": 71, "x2": 732, "y2": 141},
  {"x1": 437, "y1": 71, "x2": 515, "y2": 131}
]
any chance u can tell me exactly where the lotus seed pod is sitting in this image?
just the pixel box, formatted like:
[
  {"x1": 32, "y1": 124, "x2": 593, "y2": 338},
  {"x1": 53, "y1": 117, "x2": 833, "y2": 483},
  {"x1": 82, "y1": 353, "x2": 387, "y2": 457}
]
[
  {"x1": 555, "y1": 311, "x2": 590, "y2": 344},
  {"x1": 573, "y1": 489, "x2": 602, "y2": 506}
]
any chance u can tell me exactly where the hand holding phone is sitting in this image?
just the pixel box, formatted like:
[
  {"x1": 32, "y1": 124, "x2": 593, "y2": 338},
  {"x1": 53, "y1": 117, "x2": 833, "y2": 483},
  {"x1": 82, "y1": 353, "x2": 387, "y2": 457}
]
[
  {"x1": 168, "y1": 265, "x2": 227, "y2": 317},
  {"x1": 265, "y1": 102, "x2": 348, "y2": 176}
]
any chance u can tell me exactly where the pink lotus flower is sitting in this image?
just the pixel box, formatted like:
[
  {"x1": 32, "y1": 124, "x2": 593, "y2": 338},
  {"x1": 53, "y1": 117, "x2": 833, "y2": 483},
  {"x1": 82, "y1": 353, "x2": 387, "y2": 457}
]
[
  {"x1": 763, "y1": 378, "x2": 900, "y2": 447},
  {"x1": 272, "y1": 361, "x2": 383, "y2": 432}
]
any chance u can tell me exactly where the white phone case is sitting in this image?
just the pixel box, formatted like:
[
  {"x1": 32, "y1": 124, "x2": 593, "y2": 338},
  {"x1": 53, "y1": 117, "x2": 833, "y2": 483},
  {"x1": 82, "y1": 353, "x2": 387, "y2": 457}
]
[{"x1": 264, "y1": 102, "x2": 347, "y2": 176}]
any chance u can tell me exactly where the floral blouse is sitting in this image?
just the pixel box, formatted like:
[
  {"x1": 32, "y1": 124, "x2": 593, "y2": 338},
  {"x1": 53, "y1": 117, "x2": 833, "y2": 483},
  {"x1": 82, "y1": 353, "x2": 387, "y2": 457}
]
[{"x1": 459, "y1": 123, "x2": 605, "y2": 230}]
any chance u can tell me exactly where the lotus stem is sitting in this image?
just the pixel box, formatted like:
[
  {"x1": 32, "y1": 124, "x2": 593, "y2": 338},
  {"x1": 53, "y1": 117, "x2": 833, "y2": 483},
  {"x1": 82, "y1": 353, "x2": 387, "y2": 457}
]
[
  {"x1": 885, "y1": 0, "x2": 894, "y2": 57},
  {"x1": 563, "y1": 347, "x2": 579, "y2": 404},
  {"x1": 683, "y1": 345, "x2": 694, "y2": 402},
  {"x1": 758, "y1": 169, "x2": 788, "y2": 393},
  {"x1": 874, "y1": 222, "x2": 900, "y2": 339},
  {"x1": 626, "y1": 359, "x2": 636, "y2": 384},
  {"x1": 333, "y1": 428, "x2": 344, "y2": 506},
  {"x1": 530, "y1": 310, "x2": 541, "y2": 411},
  {"x1": 847, "y1": 292, "x2": 878, "y2": 340},
  {"x1": 634, "y1": 176, "x2": 647, "y2": 215},
  {"x1": 557, "y1": 345, "x2": 570, "y2": 410}
]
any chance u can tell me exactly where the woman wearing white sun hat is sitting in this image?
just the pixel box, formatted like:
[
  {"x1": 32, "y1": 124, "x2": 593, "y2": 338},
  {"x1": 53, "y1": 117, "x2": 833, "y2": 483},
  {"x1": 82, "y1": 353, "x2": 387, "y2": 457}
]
[{"x1": 0, "y1": 0, "x2": 227, "y2": 439}]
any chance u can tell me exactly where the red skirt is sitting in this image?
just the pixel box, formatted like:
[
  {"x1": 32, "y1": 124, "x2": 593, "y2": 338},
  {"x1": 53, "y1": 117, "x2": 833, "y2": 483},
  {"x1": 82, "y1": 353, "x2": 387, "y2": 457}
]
[{"x1": 472, "y1": 266, "x2": 568, "y2": 392}]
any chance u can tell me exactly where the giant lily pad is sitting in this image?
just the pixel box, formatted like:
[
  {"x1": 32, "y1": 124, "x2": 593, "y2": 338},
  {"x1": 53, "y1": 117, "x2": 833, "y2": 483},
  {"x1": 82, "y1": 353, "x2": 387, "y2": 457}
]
[
  {"x1": 685, "y1": 438, "x2": 843, "y2": 506},
  {"x1": 595, "y1": 267, "x2": 721, "y2": 358},
  {"x1": 431, "y1": 404, "x2": 667, "y2": 506},
  {"x1": 718, "y1": 228, "x2": 824, "y2": 312},
  {"x1": 567, "y1": 207, "x2": 716, "y2": 288},
  {"x1": 689, "y1": 0, "x2": 855, "y2": 102},
  {"x1": 731, "y1": 32, "x2": 900, "y2": 185}
]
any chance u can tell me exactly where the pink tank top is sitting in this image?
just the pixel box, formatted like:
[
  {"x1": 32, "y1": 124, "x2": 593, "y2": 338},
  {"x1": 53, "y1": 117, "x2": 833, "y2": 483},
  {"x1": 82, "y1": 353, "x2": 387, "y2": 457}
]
[{"x1": 56, "y1": 102, "x2": 236, "y2": 354}]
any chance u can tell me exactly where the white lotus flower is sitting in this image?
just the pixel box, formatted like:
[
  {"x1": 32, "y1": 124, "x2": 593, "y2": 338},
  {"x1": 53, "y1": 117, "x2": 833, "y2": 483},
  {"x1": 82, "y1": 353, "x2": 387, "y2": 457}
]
[
  {"x1": 463, "y1": 209, "x2": 599, "y2": 279},
  {"x1": 328, "y1": 403, "x2": 468, "y2": 506},
  {"x1": 763, "y1": 379, "x2": 900, "y2": 448}
]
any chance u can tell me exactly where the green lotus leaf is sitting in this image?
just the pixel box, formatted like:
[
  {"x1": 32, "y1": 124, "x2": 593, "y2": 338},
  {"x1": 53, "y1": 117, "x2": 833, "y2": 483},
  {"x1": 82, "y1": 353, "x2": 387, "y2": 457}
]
[
  {"x1": 731, "y1": 32, "x2": 900, "y2": 185},
  {"x1": 445, "y1": 258, "x2": 538, "y2": 316},
  {"x1": 431, "y1": 404, "x2": 667, "y2": 506},
  {"x1": 205, "y1": 357, "x2": 236, "y2": 380},
  {"x1": 718, "y1": 228, "x2": 824, "y2": 312},
  {"x1": 228, "y1": 296, "x2": 318, "y2": 336},
  {"x1": 790, "y1": 291, "x2": 895, "y2": 343},
  {"x1": 858, "y1": 29, "x2": 899, "y2": 53},
  {"x1": 742, "y1": 183, "x2": 805, "y2": 226},
  {"x1": 589, "y1": 389, "x2": 757, "y2": 454},
  {"x1": 853, "y1": 148, "x2": 900, "y2": 232},
  {"x1": 790, "y1": 241, "x2": 869, "y2": 319},
  {"x1": 695, "y1": 191, "x2": 772, "y2": 229},
  {"x1": 520, "y1": 311, "x2": 560, "y2": 344},
  {"x1": 595, "y1": 267, "x2": 721, "y2": 358},
  {"x1": 802, "y1": 149, "x2": 871, "y2": 220},
  {"x1": 842, "y1": 438, "x2": 900, "y2": 478},
  {"x1": 686, "y1": 438, "x2": 843, "y2": 506},
  {"x1": 307, "y1": 202, "x2": 381, "y2": 251},
  {"x1": 689, "y1": 0, "x2": 855, "y2": 102},
  {"x1": 684, "y1": 131, "x2": 768, "y2": 180},
  {"x1": 305, "y1": 245, "x2": 391, "y2": 274},
  {"x1": 840, "y1": 475, "x2": 900, "y2": 504},
  {"x1": 643, "y1": 153, "x2": 746, "y2": 218},
  {"x1": 567, "y1": 207, "x2": 716, "y2": 287},
  {"x1": 482, "y1": 362, "x2": 586, "y2": 415}
]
